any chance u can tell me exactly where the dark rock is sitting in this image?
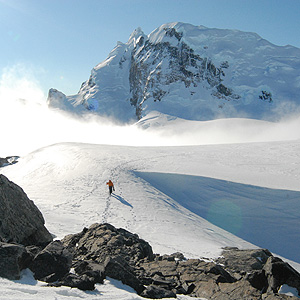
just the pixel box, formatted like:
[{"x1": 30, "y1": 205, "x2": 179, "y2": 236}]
[
  {"x1": 217, "y1": 248, "x2": 272, "y2": 274},
  {"x1": 0, "y1": 156, "x2": 19, "y2": 168},
  {"x1": 177, "y1": 282, "x2": 195, "y2": 294},
  {"x1": 29, "y1": 223, "x2": 300, "y2": 299},
  {"x1": 73, "y1": 260, "x2": 105, "y2": 284},
  {"x1": 29, "y1": 240, "x2": 72, "y2": 282},
  {"x1": 61, "y1": 223, "x2": 154, "y2": 265},
  {"x1": 140, "y1": 285, "x2": 176, "y2": 299},
  {"x1": 0, "y1": 174, "x2": 53, "y2": 246},
  {"x1": 49, "y1": 273, "x2": 95, "y2": 291},
  {"x1": 104, "y1": 256, "x2": 145, "y2": 294},
  {"x1": 0, "y1": 242, "x2": 27, "y2": 280},
  {"x1": 246, "y1": 270, "x2": 268, "y2": 292},
  {"x1": 264, "y1": 256, "x2": 300, "y2": 295},
  {"x1": 216, "y1": 280, "x2": 262, "y2": 300}
]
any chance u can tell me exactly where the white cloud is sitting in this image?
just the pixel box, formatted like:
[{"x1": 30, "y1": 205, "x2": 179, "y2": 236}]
[{"x1": 0, "y1": 64, "x2": 300, "y2": 158}]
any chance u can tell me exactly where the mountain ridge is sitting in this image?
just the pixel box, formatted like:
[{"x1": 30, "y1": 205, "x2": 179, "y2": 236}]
[{"x1": 47, "y1": 22, "x2": 300, "y2": 123}]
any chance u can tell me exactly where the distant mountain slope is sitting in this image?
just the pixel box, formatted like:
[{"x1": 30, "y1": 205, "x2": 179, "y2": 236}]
[{"x1": 48, "y1": 22, "x2": 300, "y2": 122}]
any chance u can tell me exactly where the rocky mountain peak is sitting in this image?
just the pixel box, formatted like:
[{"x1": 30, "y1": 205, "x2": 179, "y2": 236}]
[{"x1": 47, "y1": 22, "x2": 300, "y2": 123}]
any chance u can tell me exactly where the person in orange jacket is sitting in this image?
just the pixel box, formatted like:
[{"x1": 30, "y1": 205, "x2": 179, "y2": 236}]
[{"x1": 106, "y1": 180, "x2": 115, "y2": 195}]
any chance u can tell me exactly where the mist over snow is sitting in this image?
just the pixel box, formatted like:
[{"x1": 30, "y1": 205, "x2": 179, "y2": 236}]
[{"x1": 0, "y1": 63, "x2": 300, "y2": 158}]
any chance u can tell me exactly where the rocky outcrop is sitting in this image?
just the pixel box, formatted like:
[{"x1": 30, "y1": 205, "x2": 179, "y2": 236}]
[
  {"x1": 62, "y1": 223, "x2": 154, "y2": 264},
  {"x1": 0, "y1": 175, "x2": 53, "y2": 280},
  {"x1": 0, "y1": 156, "x2": 19, "y2": 167},
  {"x1": 0, "y1": 175, "x2": 53, "y2": 246},
  {"x1": 35, "y1": 223, "x2": 299, "y2": 299},
  {"x1": 0, "y1": 199, "x2": 299, "y2": 299}
]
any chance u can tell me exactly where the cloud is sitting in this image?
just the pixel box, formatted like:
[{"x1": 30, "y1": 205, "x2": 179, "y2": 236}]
[
  {"x1": 0, "y1": 64, "x2": 299, "y2": 158},
  {"x1": 140, "y1": 113, "x2": 300, "y2": 146},
  {"x1": 0, "y1": 65, "x2": 168, "y2": 156}
]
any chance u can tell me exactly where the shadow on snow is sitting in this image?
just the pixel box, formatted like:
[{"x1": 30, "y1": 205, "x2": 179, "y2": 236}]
[
  {"x1": 135, "y1": 171, "x2": 300, "y2": 264},
  {"x1": 112, "y1": 193, "x2": 133, "y2": 208}
]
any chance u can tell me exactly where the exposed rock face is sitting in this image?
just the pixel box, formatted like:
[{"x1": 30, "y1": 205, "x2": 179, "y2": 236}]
[
  {"x1": 59, "y1": 223, "x2": 300, "y2": 299},
  {"x1": 128, "y1": 27, "x2": 240, "y2": 119},
  {"x1": 48, "y1": 22, "x2": 300, "y2": 122},
  {"x1": 0, "y1": 174, "x2": 53, "y2": 246}
]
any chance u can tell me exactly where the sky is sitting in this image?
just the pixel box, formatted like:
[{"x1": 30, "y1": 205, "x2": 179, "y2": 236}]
[{"x1": 1, "y1": 0, "x2": 300, "y2": 98}]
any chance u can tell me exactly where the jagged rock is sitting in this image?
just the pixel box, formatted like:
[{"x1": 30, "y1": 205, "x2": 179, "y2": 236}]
[
  {"x1": 29, "y1": 240, "x2": 72, "y2": 282},
  {"x1": 216, "y1": 247, "x2": 272, "y2": 274},
  {"x1": 0, "y1": 174, "x2": 53, "y2": 246},
  {"x1": 62, "y1": 223, "x2": 153, "y2": 293},
  {"x1": 48, "y1": 273, "x2": 95, "y2": 291},
  {"x1": 104, "y1": 256, "x2": 145, "y2": 294},
  {"x1": 140, "y1": 285, "x2": 176, "y2": 299},
  {"x1": 0, "y1": 242, "x2": 28, "y2": 280},
  {"x1": 61, "y1": 223, "x2": 154, "y2": 265},
  {"x1": 17, "y1": 222, "x2": 299, "y2": 299},
  {"x1": 139, "y1": 257, "x2": 236, "y2": 298},
  {"x1": 264, "y1": 256, "x2": 300, "y2": 295},
  {"x1": 73, "y1": 260, "x2": 105, "y2": 284},
  {"x1": 215, "y1": 280, "x2": 262, "y2": 300}
]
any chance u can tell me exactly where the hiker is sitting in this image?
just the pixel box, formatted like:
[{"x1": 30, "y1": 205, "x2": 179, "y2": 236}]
[{"x1": 106, "y1": 180, "x2": 115, "y2": 195}]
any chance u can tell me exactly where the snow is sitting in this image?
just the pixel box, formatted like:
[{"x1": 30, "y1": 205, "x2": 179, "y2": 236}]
[
  {"x1": 0, "y1": 269, "x2": 204, "y2": 300},
  {"x1": 1, "y1": 113, "x2": 300, "y2": 299},
  {"x1": 50, "y1": 22, "x2": 300, "y2": 123},
  {"x1": 279, "y1": 284, "x2": 300, "y2": 298}
]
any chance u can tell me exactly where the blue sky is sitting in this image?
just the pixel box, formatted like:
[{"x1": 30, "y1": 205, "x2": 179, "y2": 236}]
[{"x1": 1, "y1": 0, "x2": 300, "y2": 97}]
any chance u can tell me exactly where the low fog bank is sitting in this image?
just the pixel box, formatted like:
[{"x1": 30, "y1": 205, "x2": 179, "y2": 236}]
[
  {"x1": 1, "y1": 68, "x2": 300, "y2": 157},
  {"x1": 1, "y1": 98, "x2": 300, "y2": 157},
  {"x1": 137, "y1": 111, "x2": 300, "y2": 146}
]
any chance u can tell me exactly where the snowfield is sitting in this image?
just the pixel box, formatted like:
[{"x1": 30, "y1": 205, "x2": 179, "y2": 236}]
[{"x1": 1, "y1": 115, "x2": 300, "y2": 299}]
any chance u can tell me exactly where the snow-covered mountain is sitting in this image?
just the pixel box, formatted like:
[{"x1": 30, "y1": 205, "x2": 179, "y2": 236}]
[{"x1": 48, "y1": 22, "x2": 300, "y2": 123}]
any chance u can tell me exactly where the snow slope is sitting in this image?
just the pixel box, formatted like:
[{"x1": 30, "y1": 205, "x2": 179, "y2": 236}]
[{"x1": 1, "y1": 114, "x2": 300, "y2": 299}]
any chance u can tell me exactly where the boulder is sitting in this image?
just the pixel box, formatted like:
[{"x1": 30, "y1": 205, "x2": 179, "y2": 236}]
[
  {"x1": 48, "y1": 273, "x2": 95, "y2": 290},
  {"x1": 216, "y1": 247, "x2": 272, "y2": 274},
  {"x1": 140, "y1": 285, "x2": 176, "y2": 299},
  {"x1": 0, "y1": 242, "x2": 28, "y2": 280},
  {"x1": 62, "y1": 223, "x2": 154, "y2": 265},
  {"x1": 73, "y1": 260, "x2": 105, "y2": 284},
  {"x1": 29, "y1": 240, "x2": 72, "y2": 282},
  {"x1": 104, "y1": 256, "x2": 145, "y2": 294},
  {"x1": 139, "y1": 256, "x2": 236, "y2": 297},
  {"x1": 61, "y1": 223, "x2": 154, "y2": 294},
  {"x1": 263, "y1": 256, "x2": 300, "y2": 295},
  {"x1": 0, "y1": 174, "x2": 53, "y2": 246}
]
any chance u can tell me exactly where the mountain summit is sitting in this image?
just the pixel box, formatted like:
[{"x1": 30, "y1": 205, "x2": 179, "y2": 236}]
[{"x1": 48, "y1": 22, "x2": 300, "y2": 122}]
